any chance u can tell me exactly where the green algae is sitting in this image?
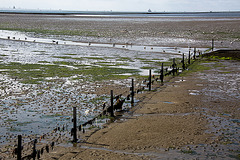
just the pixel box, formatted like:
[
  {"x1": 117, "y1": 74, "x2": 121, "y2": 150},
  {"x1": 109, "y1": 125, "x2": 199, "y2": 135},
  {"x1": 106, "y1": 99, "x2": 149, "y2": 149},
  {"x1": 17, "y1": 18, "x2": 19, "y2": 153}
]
[{"x1": 0, "y1": 62, "x2": 139, "y2": 84}]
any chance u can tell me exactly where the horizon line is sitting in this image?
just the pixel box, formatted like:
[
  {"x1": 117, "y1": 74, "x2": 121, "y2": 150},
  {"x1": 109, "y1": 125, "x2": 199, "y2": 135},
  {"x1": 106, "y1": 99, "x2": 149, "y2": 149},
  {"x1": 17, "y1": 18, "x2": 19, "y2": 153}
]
[{"x1": 0, "y1": 9, "x2": 240, "y2": 15}]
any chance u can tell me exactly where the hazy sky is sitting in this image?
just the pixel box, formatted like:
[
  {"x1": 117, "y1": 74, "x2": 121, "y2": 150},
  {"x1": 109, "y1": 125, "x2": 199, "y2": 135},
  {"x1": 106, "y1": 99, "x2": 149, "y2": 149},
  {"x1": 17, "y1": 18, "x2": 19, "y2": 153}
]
[{"x1": 1, "y1": 0, "x2": 240, "y2": 12}]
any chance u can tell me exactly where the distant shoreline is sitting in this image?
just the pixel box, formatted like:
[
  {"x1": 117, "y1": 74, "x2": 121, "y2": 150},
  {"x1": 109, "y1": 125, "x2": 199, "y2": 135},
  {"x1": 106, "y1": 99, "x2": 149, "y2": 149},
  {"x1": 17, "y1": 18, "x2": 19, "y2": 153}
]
[{"x1": 0, "y1": 10, "x2": 240, "y2": 17}]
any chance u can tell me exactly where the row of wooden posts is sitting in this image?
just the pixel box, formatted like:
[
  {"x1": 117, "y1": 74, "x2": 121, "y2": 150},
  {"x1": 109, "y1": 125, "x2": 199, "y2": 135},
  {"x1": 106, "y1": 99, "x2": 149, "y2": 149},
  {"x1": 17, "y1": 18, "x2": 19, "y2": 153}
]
[
  {"x1": 16, "y1": 135, "x2": 55, "y2": 160},
  {"x1": 71, "y1": 48, "x2": 202, "y2": 143},
  {"x1": 15, "y1": 48, "x2": 202, "y2": 160}
]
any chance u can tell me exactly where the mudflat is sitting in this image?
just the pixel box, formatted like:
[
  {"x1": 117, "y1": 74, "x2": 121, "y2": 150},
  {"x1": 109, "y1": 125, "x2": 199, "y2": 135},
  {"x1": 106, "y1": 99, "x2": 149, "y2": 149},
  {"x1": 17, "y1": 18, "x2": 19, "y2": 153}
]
[
  {"x1": 0, "y1": 14, "x2": 239, "y2": 159},
  {"x1": 0, "y1": 14, "x2": 240, "y2": 48}
]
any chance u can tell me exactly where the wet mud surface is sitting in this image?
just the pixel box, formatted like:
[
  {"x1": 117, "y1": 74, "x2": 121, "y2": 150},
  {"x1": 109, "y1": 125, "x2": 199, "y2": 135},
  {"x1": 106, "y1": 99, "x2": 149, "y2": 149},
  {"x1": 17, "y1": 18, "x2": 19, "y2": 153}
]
[{"x1": 0, "y1": 14, "x2": 240, "y2": 48}]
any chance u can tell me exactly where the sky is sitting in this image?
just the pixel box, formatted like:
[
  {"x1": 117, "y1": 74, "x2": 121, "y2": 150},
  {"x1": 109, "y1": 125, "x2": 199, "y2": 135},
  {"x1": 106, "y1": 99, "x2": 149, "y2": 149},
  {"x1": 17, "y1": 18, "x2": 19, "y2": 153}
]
[{"x1": 0, "y1": 0, "x2": 240, "y2": 12}]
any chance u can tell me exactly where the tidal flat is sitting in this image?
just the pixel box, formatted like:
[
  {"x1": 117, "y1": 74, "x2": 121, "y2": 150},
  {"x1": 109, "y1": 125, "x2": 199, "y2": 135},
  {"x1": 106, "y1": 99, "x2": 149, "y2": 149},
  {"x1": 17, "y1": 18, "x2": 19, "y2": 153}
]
[{"x1": 0, "y1": 13, "x2": 239, "y2": 159}]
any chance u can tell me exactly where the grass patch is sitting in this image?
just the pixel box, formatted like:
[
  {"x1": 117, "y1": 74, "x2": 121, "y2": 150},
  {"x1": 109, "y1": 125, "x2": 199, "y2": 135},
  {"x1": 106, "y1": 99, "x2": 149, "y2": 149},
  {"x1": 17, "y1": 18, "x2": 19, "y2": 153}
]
[
  {"x1": 81, "y1": 66, "x2": 139, "y2": 81},
  {"x1": 64, "y1": 53, "x2": 77, "y2": 56},
  {"x1": 53, "y1": 56, "x2": 73, "y2": 59},
  {"x1": 213, "y1": 62, "x2": 227, "y2": 68},
  {"x1": 208, "y1": 55, "x2": 236, "y2": 60},
  {"x1": 32, "y1": 50, "x2": 46, "y2": 53},
  {"x1": 0, "y1": 62, "x2": 139, "y2": 83},
  {"x1": 41, "y1": 113, "x2": 62, "y2": 118},
  {"x1": 6, "y1": 118, "x2": 17, "y2": 122},
  {"x1": 203, "y1": 50, "x2": 240, "y2": 60},
  {"x1": 97, "y1": 115, "x2": 110, "y2": 120},
  {"x1": 72, "y1": 57, "x2": 84, "y2": 61},
  {"x1": 94, "y1": 62, "x2": 114, "y2": 66},
  {"x1": 38, "y1": 61, "x2": 50, "y2": 63},
  {"x1": 140, "y1": 66, "x2": 154, "y2": 70},
  {"x1": 154, "y1": 61, "x2": 172, "y2": 67},
  {"x1": 181, "y1": 149, "x2": 196, "y2": 154},
  {"x1": 180, "y1": 60, "x2": 211, "y2": 76},
  {"x1": 141, "y1": 60, "x2": 155, "y2": 63},
  {"x1": 53, "y1": 61, "x2": 76, "y2": 66},
  {"x1": 116, "y1": 57, "x2": 134, "y2": 62},
  {"x1": 115, "y1": 63, "x2": 129, "y2": 66},
  {"x1": 21, "y1": 78, "x2": 44, "y2": 84},
  {"x1": 85, "y1": 57, "x2": 105, "y2": 60},
  {"x1": 16, "y1": 121, "x2": 32, "y2": 126},
  {"x1": 219, "y1": 71, "x2": 231, "y2": 74}
]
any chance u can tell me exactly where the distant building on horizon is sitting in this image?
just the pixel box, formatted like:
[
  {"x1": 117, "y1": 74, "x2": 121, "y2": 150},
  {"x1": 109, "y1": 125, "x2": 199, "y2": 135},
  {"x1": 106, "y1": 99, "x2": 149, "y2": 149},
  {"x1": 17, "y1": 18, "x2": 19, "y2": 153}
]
[{"x1": 148, "y1": 9, "x2": 152, "y2": 13}]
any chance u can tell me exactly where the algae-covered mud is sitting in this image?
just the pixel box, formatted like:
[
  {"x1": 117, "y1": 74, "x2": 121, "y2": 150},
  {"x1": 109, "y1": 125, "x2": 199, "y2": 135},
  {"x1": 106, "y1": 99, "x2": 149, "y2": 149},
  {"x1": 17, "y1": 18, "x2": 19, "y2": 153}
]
[{"x1": 0, "y1": 13, "x2": 239, "y2": 159}]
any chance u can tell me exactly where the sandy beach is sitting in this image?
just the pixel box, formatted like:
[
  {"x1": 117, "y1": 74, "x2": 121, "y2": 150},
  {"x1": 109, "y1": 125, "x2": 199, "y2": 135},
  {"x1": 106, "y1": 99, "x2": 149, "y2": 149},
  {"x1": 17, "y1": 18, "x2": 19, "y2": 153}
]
[{"x1": 0, "y1": 13, "x2": 239, "y2": 159}]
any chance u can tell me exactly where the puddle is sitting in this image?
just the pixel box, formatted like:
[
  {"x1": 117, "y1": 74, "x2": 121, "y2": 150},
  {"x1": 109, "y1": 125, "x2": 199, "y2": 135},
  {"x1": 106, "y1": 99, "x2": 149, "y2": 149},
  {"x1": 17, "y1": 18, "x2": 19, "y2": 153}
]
[
  {"x1": 175, "y1": 79, "x2": 186, "y2": 83},
  {"x1": 163, "y1": 101, "x2": 175, "y2": 104},
  {"x1": 0, "y1": 30, "x2": 208, "y2": 55},
  {"x1": 189, "y1": 90, "x2": 200, "y2": 95}
]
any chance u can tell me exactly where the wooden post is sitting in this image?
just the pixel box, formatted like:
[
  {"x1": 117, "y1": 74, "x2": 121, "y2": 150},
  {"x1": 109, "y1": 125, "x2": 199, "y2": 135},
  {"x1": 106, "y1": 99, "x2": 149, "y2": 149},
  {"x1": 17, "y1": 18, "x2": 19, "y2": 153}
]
[
  {"x1": 32, "y1": 139, "x2": 37, "y2": 160},
  {"x1": 149, "y1": 69, "x2": 151, "y2": 91},
  {"x1": 188, "y1": 50, "x2": 191, "y2": 64},
  {"x1": 17, "y1": 135, "x2": 22, "y2": 160},
  {"x1": 131, "y1": 79, "x2": 134, "y2": 106},
  {"x1": 110, "y1": 90, "x2": 114, "y2": 117},
  {"x1": 212, "y1": 39, "x2": 214, "y2": 51},
  {"x1": 182, "y1": 54, "x2": 185, "y2": 70},
  {"x1": 172, "y1": 58, "x2": 176, "y2": 76},
  {"x1": 160, "y1": 63, "x2": 164, "y2": 83},
  {"x1": 194, "y1": 48, "x2": 196, "y2": 60},
  {"x1": 73, "y1": 107, "x2": 77, "y2": 142}
]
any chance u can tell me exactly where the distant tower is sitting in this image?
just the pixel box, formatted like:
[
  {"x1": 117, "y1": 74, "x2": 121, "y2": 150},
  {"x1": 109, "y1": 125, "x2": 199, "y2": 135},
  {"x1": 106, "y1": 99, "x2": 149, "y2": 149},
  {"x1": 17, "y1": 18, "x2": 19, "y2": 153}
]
[
  {"x1": 148, "y1": 9, "x2": 152, "y2": 13},
  {"x1": 13, "y1": 6, "x2": 16, "y2": 9}
]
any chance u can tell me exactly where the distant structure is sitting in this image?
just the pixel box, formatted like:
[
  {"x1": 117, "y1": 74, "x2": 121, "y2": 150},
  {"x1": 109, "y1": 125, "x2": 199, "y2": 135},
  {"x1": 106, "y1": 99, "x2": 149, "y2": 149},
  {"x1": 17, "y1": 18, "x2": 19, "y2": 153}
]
[
  {"x1": 13, "y1": 6, "x2": 16, "y2": 9},
  {"x1": 148, "y1": 9, "x2": 152, "y2": 13}
]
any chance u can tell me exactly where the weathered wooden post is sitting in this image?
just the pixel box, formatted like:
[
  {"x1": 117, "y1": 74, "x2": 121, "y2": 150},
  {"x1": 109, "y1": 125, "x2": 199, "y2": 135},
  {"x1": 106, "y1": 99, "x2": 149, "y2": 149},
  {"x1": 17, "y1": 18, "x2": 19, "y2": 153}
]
[
  {"x1": 160, "y1": 63, "x2": 164, "y2": 83},
  {"x1": 73, "y1": 107, "x2": 77, "y2": 142},
  {"x1": 182, "y1": 54, "x2": 185, "y2": 70},
  {"x1": 194, "y1": 48, "x2": 196, "y2": 60},
  {"x1": 188, "y1": 50, "x2": 191, "y2": 64},
  {"x1": 149, "y1": 69, "x2": 151, "y2": 91},
  {"x1": 110, "y1": 90, "x2": 114, "y2": 117},
  {"x1": 17, "y1": 135, "x2": 22, "y2": 160},
  {"x1": 32, "y1": 139, "x2": 37, "y2": 160},
  {"x1": 131, "y1": 79, "x2": 134, "y2": 106},
  {"x1": 172, "y1": 58, "x2": 176, "y2": 76},
  {"x1": 212, "y1": 39, "x2": 214, "y2": 51}
]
